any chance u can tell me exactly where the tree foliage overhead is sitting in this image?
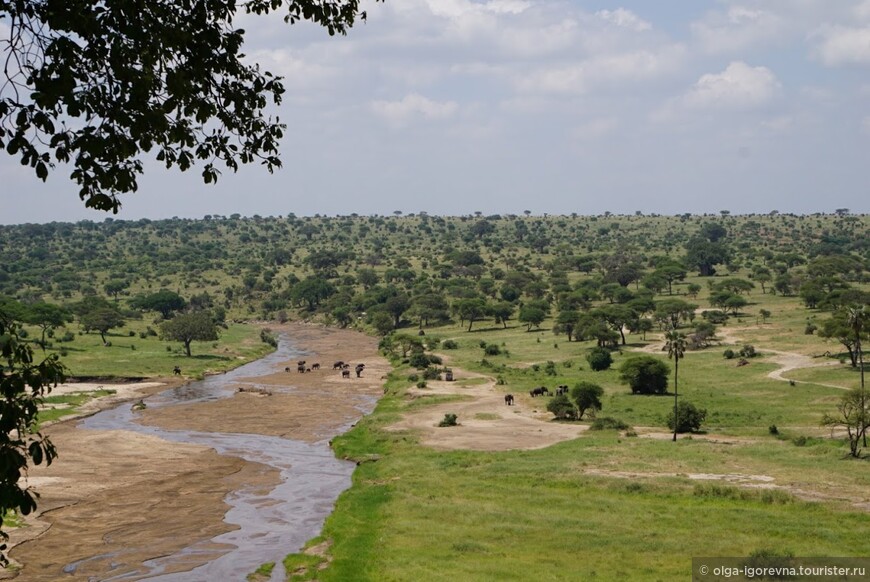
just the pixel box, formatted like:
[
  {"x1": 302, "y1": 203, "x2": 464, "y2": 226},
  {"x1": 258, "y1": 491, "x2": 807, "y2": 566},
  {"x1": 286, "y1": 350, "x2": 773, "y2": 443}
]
[{"x1": 0, "y1": 0, "x2": 376, "y2": 212}]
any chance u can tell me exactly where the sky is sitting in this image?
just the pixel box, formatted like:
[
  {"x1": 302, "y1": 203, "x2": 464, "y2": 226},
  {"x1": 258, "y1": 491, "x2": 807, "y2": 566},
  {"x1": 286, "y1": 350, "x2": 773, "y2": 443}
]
[{"x1": 2, "y1": 0, "x2": 870, "y2": 224}]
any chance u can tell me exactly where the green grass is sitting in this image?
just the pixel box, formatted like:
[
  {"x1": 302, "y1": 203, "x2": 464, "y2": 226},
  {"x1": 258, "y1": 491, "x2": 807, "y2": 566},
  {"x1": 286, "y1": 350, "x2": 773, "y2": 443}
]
[
  {"x1": 246, "y1": 562, "x2": 275, "y2": 582},
  {"x1": 35, "y1": 389, "x2": 116, "y2": 428},
  {"x1": 35, "y1": 321, "x2": 273, "y2": 379},
  {"x1": 306, "y1": 296, "x2": 870, "y2": 581}
]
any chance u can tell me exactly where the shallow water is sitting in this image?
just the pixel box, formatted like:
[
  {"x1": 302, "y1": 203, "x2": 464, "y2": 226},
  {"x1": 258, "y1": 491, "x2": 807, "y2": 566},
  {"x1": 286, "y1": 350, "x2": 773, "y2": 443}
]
[{"x1": 78, "y1": 335, "x2": 374, "y2": 581}]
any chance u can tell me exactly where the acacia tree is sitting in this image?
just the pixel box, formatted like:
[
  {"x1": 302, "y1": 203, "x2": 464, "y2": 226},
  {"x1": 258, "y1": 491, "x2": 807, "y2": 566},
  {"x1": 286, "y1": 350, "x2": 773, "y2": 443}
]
[
  {"x1": 665, "y1": 331, "x2": 687, "y2": 442},
  {"x1": 1, "y1": 0, "x2": 376, "y2": 212},
  {"x1": 160, "y1": 311, "x2": 219, "y2": 356},
  {"x1": 80, "y1": 307, "x2": 126, "y2": 344},
  {"x1": 0, "y1": 310, "x2": 66, "y2": 558}
]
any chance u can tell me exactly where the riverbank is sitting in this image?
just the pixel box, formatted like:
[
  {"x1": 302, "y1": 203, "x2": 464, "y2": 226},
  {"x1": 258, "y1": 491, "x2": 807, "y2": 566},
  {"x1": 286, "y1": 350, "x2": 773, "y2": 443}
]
[{"x1": 4, "y1": 323, "x2": 387, "y2": 581}]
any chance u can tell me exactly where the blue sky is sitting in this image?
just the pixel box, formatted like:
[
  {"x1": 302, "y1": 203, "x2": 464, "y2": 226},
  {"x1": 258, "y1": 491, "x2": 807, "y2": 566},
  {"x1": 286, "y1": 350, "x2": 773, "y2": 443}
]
[{"x1": 2, "y1": 0, "x2": 870, "y2": 223}]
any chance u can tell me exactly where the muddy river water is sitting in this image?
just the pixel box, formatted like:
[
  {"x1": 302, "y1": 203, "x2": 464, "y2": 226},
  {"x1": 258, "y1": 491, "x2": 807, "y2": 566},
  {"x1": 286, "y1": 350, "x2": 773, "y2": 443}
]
[{"x1": 74, "y1": 336, "x2": 376, "y2": 581}]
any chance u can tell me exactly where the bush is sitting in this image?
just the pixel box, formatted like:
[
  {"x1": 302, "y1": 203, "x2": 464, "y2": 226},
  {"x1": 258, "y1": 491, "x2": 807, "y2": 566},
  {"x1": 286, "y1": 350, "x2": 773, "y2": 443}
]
[
  {"x1": 478, "y1": 340, "x2": 487, "y2": 349},
  {"x1": 409, "y1": 352, "x2": 431, "y2": 369},
  {"x1": 723, "y1": 349, "x2": 736, "y2": 359},
  {"x1": 128, "y1": 330, "x2": 136, "y2": 337},
  {"x1": 739, "y1": 344, "x2": 757, "y2": 358},
  {"x1": 804, "y1": 323, "x2": 817, "y2": 335},
  {"x1": 546, "y1": 394, "x2": 577, "y2": 420},
  {"x1": 667, "y1": 401, "x2": 707, "y2": 433},
  {"x1": 260, "y1": 328, "x2": 278, "y2": 348},
  {"x1": 589, "y1": 417, "x2": 630, "y2": 431},
  {"x1": 544, "y1": 360, "x2": 557, "y2": 376},
  {"x1": 416, "y1": 381, "x2": 427, "y2": 389},
  {"x1": 407, "y1": 374, "x2": 419, "y2": 382},
  {"x1": 443, "y1": 339, "x2": 459, "y2": 349},
  {"x1": 139, "y1": 331, "x2": 148, "y2": 339},
  {"x1": 484, "y1": 344, "x2": 501, "y2": 356},
  {"x1": 701, "y1": 310, "x2": 729, "y2": 324},
  {"x1": 619, "y1": 356, "x2": 669, "y2": 395},
  {"x1": 768, "y1": 424, "x2": 779, "y2": 435},
  {"x1": 438, "y1": 413, "x2": 458, "y2": 427},
  {"x1": 586, "y1": 347, "x2": 613, "y2": 371},
  {"x1": 60, "y1": 331, "x2": 75, "y2": 342},
  {"x1": 422, "y1": 367, "x2": 442, "y2": 380}
]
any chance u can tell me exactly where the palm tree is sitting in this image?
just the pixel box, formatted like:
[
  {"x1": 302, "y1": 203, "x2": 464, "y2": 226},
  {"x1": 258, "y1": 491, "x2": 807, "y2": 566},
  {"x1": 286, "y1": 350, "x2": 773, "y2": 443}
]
[
  {"x1": 665, "y1": 331, "x2": 687, "y2": 442},
  {"x1": 845, "y1": 305, "x2": 867, "y2": 445}
]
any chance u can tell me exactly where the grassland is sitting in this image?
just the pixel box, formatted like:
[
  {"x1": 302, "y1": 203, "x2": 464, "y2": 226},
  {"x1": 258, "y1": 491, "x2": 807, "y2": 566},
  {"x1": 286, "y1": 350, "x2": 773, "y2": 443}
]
[{"x1": 287, "y1": 294, "x2": 869, "y2": 581}]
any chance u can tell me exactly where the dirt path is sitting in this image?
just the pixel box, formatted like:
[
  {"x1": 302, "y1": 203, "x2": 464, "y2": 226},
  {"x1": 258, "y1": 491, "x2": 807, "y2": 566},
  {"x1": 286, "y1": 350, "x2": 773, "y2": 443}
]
[
  {"x1": 4, "y1": 323, "x2": 387, "y2": 581},
  {"x1": 633, "y1": 326, "x2": 847, "y2": 389},
  {"x1": 385, "y1": 362, "x2": 586, "y2": 451}
]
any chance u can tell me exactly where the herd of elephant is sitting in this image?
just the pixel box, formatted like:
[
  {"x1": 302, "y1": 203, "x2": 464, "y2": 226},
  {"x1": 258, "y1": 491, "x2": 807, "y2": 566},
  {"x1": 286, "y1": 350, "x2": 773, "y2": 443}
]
[
  {"x1": 503, "y1": 384, "x2": 570, "y2": 406},
  {"x1": 285, "y1": 360, "x2": 365, "y2": 378}
]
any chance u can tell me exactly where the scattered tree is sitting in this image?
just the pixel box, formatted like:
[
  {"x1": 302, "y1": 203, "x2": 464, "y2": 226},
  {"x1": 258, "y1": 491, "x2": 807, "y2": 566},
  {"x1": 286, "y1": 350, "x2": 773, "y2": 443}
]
[
  {"x1": 665, "y1": 331, "x2": 687, "y2": 441},
  {"x1": 160, "y1": 311, "x2": 219, "y2": 356},
  {"x1": 619, "y1": 356, "x2": 670, "y2": 395},
  {"x1": 571, "y1": 382, "x2": 604, "y2": 419}
]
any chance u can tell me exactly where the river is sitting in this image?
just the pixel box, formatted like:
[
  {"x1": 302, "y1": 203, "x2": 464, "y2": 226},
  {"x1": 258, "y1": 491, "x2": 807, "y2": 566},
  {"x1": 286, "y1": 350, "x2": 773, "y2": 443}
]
[{"x1": 73, "y1": 335, "x2": 375, "y2": 581}]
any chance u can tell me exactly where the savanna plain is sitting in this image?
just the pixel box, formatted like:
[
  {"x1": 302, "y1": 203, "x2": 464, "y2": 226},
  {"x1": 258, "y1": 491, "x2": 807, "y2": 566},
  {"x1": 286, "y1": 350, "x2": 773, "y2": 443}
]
[{"x1": 1, "y1": 212, "x2": 868, "y2": 581}]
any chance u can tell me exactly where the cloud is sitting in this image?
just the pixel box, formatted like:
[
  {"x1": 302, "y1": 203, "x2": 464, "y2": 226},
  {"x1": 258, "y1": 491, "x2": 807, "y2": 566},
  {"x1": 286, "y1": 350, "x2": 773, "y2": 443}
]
[
  {"x1": 595, "y1": 9, "x2": 652, "y2": 32},
  {"x1": 812, "y1": 26, "x2": 870, "y2": 66},
  {"x1": 515, "y1": 46, "x2": 686, "y2": 95},
  {"x1": 370, "y1": 93, "x2": 459, "y2": 126},
  {"x1": 691, "y1": 6, "x2": 784, "y2": 54},
  {"x1": 682, "y1": 61, "x2": 781, "y2": 110}
]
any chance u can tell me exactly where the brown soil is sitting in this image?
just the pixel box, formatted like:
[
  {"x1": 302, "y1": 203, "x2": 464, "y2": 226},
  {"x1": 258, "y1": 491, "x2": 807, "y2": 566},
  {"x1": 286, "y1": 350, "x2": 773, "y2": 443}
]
[
  {"x1": 385, "y1": 363, "x2": 587, "y2": 451},
  {"x1": 4, "y1": 323, "x2": 386, "y2": 581}
]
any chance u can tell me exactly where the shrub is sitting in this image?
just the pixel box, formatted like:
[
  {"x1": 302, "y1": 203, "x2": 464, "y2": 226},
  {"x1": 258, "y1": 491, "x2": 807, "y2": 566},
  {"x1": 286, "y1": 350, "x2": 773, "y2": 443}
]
[
  {"x1": 768, "y1": 424, "x2": 779, "y2": 435},
  {"x1": 409, "y1": 352, "x2": 431, "y2": 369},
  {"x1": 128, "y1": 330, "x2": 136, "y2": 337},
  {"x1": 546, "y1": 394, "x2": 577, "y2": 420},
  {"x1": 619, "y1": 356, "x2": 669, "y2": 395},
  {"x1": 443, "y1": 340, "x2": 458, "y2": 349},
  {"x1": 407, "y1": 374, "x2": 419, "y2": 382},
  {"x1": 60, "y1": 331, "x2": 76, "y2": 342},
  {"x1": 804, "y1": 323, "x2": 817, "y2": 335},
  {"x1": 667, "y1": 401, "x2": 707, "y2": 433},
  {"x1": 478, "y1": 340, "x2": 487, "y2": 349},
  {"x1": 139, "y1": 331, "x2": 148, "y2": 339},
  {"x1": 259, "y1": 328, "x2": 278, "y2": 348},
  {"x1": 484, "y1": 344, "x2": 501, "y2": 356},
  {"x1": 590, "y1": 417, "x2": 630, "y2": 431},
  {"x1": 723, "y1": 348, "x2": 736, "y2": 359},
  {"x1": 416, "y1": 381, "x2": 427, "y2": 389},
  {"x1": 701, "y1": 310, "x2": 729, "y2": 324},
  {"x1": 422, "y1": 367, "x2": 442, "y2": 380},
  {"x1": 739, "y1": 344, "x2": 757, "y2": 358},
  {"x1": 544, "y1": 360, "x2": 557, "y2": 376},
  {"x1": 586, "y1": 347, "x2": 613, "y2": 371},
  {"x1": 428, "y1": 354, "x2": 443, "y2": 365},
  {"x1": 438, "y1": 413, "x2": 458, "y2": 427}
]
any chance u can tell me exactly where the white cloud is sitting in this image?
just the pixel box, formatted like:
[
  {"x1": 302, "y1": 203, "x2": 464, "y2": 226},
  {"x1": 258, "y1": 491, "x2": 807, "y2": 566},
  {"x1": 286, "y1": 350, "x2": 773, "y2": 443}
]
[
  {"x1": 812, "y1": 26, "x2": 870, "y2": 66},
  {"x1": 370, "y1": 93, "x2": 459, "y2": 126},
  {"x1": 682, "y1": 62, "x2": 781, "y2": 110},
  {"x1": 691, "y1": 6, "x2": 783, "y2": 54},
  {"x1": 595, "y1": 9, "x2": 652, "y2": 32},
  {"x1": 515, "y1": 46, "x2": 686, "y2": 95}
]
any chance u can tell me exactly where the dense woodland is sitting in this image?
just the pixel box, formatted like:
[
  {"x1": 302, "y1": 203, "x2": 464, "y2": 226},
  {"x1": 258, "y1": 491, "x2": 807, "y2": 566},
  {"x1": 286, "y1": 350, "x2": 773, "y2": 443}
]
[{"x1": 1, "y1": 212, "x2": 867, "y2": 350}]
